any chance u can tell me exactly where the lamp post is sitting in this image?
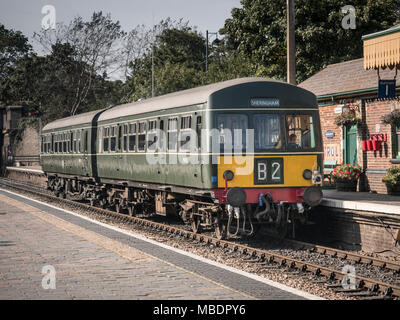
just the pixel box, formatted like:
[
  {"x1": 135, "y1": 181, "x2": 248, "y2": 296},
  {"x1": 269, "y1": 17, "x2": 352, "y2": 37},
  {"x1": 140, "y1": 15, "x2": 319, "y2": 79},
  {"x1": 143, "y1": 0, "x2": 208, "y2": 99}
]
[
  {"x1": 205, "y1": 30, "x2": 220, "y2": 72},
  {"x1": 286, "y1": 0, "x2": 296, "y2": 85}
]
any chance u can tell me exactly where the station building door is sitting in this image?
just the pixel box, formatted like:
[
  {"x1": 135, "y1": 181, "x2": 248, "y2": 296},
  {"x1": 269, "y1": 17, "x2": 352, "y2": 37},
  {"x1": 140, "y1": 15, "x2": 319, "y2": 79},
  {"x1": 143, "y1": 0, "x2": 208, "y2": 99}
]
[{"x1": 344, "y1": 125, "x2": 358, "y2": 165}]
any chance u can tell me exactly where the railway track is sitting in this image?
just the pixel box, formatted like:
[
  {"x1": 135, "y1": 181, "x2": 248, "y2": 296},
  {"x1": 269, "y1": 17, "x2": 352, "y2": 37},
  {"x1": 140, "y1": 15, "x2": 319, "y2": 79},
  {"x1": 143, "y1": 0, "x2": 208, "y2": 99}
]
[{"x1": 1, "y1": 177, "x2": 399, "y2": 300}]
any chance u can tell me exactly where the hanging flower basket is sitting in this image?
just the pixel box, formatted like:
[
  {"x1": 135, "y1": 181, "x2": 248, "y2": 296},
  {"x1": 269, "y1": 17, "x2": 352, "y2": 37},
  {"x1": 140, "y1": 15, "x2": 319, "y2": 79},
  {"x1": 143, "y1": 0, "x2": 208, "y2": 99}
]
[
  {"x1": 334, "y1": 111, "x2": 361, "y2": 127},
  {"x1": 381, "y1": 109, "x2": 400, "y2": 128}
]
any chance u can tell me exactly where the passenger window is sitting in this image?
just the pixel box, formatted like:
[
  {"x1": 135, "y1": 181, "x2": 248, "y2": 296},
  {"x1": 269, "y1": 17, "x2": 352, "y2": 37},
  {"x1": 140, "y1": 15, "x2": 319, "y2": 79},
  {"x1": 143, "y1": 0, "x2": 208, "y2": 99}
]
[
  {"x1": 77, "y1": 131, "x2": 81, "y2": 153},
  {"x1": 129, "y1": 123, "x2": 136, "y2": 151},
  {"x1": 103, "y1": 127, "x2": 109, "y2": 152},
  {"x1": 110, "y1": 126, "x2": 116, "y2": 152},
  {"x1": 83, "y1": 130, "x2": 88, "y2": 153},
  {"x1": 196, "y1": 116, "x2": 202, "y2": 151},
  {"x1": 55, "y1": 135, "x2": 58, "y2": 153},
  {"x1": 138, "y1": 122, "x2": 146, "y2": 151},
  {"x1": 147, "y1": 120, "x2": 157, "y2": 151},
  {"x1": 69, "y1": 132, "x2": 72, "y2": 153},
  {"x1": 123, "y1": 124, "x2": 128, "y2": 152},
  {"x1": 168, "y1": 118, "x2": 178, "y2": 151},
  {"x1": 217, "y1": 114, "x2": 248, "y2": 151},
  {"x1": 117, "y1": 125, "x2": 122, "y2": 151},
  {"x1": 63, "y1": 133, "x2": 67, "y2": 153},
  {"x1": 180, "y1": 116, "x2": 192, "y2": 151}
]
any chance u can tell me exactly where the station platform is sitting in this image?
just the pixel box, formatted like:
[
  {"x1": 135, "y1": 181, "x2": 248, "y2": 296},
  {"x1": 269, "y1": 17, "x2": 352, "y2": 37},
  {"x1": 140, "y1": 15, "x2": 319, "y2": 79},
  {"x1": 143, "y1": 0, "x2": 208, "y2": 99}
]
[
  {"x1": 322, "y1": 189, "x2": 400, "y2": 215},
  {"x1": 0, "y1": 188, "x2": 320, "y2": 300}
]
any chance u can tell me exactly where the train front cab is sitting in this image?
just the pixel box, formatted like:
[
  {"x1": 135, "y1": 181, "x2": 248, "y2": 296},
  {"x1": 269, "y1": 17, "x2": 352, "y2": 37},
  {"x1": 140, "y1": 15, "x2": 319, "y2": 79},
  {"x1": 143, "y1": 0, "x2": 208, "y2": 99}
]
[{"x1": 206, "y1": 84, "x2": 323, "y2": 236}]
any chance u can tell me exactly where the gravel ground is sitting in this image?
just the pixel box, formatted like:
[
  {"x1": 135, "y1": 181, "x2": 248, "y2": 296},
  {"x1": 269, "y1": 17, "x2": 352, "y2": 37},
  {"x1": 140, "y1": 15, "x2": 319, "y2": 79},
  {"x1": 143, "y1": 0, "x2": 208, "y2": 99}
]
[{"x1": 1, "y1": 180, "x2": 398, "y2": 300}]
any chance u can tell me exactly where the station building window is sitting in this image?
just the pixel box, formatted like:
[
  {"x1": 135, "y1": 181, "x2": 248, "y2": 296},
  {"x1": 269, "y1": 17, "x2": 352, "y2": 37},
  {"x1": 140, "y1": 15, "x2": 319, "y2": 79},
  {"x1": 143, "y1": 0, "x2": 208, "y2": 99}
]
[{"x1": 393, "y1": 126, "x2": 400, "y2": 159}]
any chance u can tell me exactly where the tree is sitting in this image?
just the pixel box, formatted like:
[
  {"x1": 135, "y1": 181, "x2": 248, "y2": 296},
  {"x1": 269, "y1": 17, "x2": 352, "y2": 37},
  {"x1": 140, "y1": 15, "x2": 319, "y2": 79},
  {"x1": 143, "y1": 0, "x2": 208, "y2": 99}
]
[
  {"x1": 123, "y1": 22, "x2": 206, "y2": 101},
  {"x1": 0, "y1": 24, "x2": 32, "y2": 106},
  {"x1": 1, "y1": 42, "x2": 123, "y2": 124},
  {"x1": 34, "y1": 11, "x2": 125, "y2": 115},
  {"x1": 0, "y1": 24, "x2": 32, "y2": 79},
  {"x1": 221, "y1": 0, "x2": 400, "y2": 82},
  {"x1": 121, "y1": 18, "x2": 190, "y2": 80}
]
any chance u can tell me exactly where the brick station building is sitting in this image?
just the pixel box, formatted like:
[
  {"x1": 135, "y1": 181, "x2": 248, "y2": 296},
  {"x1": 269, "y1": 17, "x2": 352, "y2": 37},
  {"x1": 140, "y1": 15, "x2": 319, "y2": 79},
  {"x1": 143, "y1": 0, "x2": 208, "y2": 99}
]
[{"x1": 299, "y1": 25, "x2": 400, "y2": 194}]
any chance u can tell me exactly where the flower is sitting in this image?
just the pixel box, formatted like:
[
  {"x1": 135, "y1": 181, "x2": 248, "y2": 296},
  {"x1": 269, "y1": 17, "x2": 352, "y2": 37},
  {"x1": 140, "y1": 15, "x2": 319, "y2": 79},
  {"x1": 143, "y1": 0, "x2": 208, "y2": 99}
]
[
  {"x1": 381, "y1": 110, "x2": 400, "y2": 128},
  {"x1": 335, "y1": 111, "x2": 362, "y2": 127},
  {"x1": 382, "y1": 165, "x2": 400, "y2": 187},
  {"x1": 331, "y1": 163, "x2": 362, "y2": 183}
]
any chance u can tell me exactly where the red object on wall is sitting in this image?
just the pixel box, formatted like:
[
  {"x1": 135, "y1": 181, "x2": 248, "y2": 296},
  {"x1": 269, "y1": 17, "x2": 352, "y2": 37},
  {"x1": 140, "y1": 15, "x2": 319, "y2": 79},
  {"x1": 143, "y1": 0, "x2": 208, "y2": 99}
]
[
  {"x1": 362, "y1": 140, "x2": 368, "y2": 151},
  {"x1": 367, "y1": 140, "x2": 373, "y2": 151},
  {"x1": 370, "y1": 133, "x2": 387, "y2": 142},
  {"x1": 372, "y1": 140, "x2": 382, "y2": 151}
]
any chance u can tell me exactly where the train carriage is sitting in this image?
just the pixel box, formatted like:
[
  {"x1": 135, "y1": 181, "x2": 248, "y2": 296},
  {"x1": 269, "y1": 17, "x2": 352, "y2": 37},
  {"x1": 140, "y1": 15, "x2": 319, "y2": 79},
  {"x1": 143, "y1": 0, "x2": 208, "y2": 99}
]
[{"x1": 41, "y1": 77, "x2": 323, "y2": 238}]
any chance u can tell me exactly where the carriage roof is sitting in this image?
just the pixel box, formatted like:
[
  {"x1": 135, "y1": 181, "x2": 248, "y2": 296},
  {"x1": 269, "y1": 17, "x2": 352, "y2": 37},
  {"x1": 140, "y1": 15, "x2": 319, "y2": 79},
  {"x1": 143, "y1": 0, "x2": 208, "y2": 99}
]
[
  {"x1": 43, "y1": 77, "x2": 316, "y2": 132},
  {"x1": 97, "y1": 77, "x2": 298, "y2": 122}
]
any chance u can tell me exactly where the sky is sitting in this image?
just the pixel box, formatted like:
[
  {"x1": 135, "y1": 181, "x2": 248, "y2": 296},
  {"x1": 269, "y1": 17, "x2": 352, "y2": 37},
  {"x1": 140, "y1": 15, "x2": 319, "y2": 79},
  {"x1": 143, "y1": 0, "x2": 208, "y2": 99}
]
[{"x1": 0, "y1": 0, "x2": 242, "y2": 53}]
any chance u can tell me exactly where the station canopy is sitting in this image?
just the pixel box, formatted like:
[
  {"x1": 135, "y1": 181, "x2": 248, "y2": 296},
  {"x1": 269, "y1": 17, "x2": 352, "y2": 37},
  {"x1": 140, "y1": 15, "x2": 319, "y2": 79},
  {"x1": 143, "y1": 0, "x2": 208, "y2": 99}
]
[{"x1": 363, "y1": 24, "x2": 400, "y2": 70}]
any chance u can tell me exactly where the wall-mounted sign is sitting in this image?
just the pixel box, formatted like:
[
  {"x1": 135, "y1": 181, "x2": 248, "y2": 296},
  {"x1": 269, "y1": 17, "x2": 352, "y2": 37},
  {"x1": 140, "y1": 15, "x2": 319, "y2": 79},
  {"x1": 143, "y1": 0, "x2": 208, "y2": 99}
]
[
  {"x1": 324, "y1": 130, "x2": 335, "y2": 139},
  {"x1": 378, "y1": 79, "x2": 396, "y2": 99},
  {"x1": 250, "y1": 98, "x2": 280, "y2": 107},
  {"x1": 324, "y1": 143, "x2": 342, "y2": 162},
  {"x1": 334, "y1": 105, "x2": 343, "y2": 114}
]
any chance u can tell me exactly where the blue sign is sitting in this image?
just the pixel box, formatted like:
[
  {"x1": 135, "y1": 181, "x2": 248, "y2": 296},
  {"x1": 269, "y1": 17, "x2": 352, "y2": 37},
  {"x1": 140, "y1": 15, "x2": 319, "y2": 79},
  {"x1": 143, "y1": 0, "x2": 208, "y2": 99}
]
[
  {"x1": 324, "y1": 130, "x2": 335, "y2": 139},
  {"x1": 378, "y1": 80, "x2": 396, "y2": 99}
]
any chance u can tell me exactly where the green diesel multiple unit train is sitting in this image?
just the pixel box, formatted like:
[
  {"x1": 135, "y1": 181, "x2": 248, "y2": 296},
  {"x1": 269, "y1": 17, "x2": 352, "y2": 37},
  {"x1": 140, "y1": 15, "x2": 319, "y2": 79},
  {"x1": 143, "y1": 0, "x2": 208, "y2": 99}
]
[{"x1": 41, "y1": 78, "x2": 323, "y2": 238}]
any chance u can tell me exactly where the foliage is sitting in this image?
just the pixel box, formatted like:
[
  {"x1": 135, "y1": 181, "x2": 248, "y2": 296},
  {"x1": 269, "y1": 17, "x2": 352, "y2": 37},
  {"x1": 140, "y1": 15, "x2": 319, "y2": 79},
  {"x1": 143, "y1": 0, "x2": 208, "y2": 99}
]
[
  {"x1": 334, "y1": 111, "x2": 361, "y2": 127},
  {"x1": 221, "y1": 0, "x2": 400, "y2": 82},
  {"x1": 123, "y1": 24, "x2": 206, "y2": 101},
  {"x1": 0, "y1": 24, "x2": 32, "y2": 79},
  {"x1": 332, "y1": 163, "x2": 362, "y2": 182},
  {"x1": 33, "y1": 11, "x2": 125, "y2": 115},
  {"x1": 382, "y1": 165, "x2": 400, "y2": 186},
  {"x1": 381, "y1": 109, "x2": 400, "y2": 128},
  {"x1": 1, "y1": 42, "x2": 123, "y2": 124}
]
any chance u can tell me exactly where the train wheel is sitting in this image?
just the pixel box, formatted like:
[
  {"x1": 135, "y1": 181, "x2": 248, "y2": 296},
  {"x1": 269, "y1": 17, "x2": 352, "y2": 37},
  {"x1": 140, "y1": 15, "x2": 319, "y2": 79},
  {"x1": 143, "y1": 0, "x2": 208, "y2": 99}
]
[
  {"x1": 191, "y1": 217, "x2": 201, "y2": 234},
  {"x1": 128, "y1": 206, "x2": 135, "y2": 217},
  {"x1": 214, "y1": 214, "x2": 226, "y2": 240}
]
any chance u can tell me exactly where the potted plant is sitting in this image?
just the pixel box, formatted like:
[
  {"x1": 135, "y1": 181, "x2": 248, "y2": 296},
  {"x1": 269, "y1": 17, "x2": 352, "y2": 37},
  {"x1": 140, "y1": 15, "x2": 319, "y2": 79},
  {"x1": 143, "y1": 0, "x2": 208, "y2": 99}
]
[
  {"x1": 331, "y1": 163, "x2": 362, "y2": 191},
  {"x1": 334, "y1": 111, "x2": 362, "y2": 127},
  {"x1": 382, "y1": 165, "x2": 400, "y2": 195}
]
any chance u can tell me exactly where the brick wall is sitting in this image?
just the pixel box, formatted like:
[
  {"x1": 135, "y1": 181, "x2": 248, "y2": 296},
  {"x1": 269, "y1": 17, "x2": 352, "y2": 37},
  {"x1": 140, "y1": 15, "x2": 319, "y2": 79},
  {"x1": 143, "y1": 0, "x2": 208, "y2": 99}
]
[
  {"x1": 15, "y1": 126, "x2": 39, "y2": 157},
  {"x1": 319, "y1": 104, "x2": 343, "y2": 163},
  {"x1": 319, "y1": 98, "x2": 400, "y2": 194},
  {"x1": 310, "y1": 207, "x2": 400, "y2": 254}
]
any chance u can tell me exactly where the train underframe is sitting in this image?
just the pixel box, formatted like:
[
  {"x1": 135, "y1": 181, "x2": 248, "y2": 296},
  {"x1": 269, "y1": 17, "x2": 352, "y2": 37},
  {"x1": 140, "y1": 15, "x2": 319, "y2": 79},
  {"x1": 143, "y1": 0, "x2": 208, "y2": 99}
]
[{"x1": 47, "y1": 175, "x2": 318, "y2": 239}]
